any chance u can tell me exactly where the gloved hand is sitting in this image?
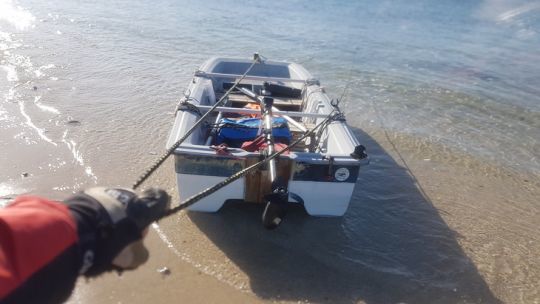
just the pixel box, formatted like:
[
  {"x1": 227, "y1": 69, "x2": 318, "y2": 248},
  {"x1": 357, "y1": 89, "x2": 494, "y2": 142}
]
[{"x1": 64, "y1": 187, "x2": 170, "y2": 277}]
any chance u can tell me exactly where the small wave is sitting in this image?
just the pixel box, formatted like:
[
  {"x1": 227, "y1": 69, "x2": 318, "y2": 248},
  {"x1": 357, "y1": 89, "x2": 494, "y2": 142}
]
[
  {"x1": 52, "y1": 185, "x2": 71, "y2": 191},
  {"x1": 33, "y1": 96, "x2": 60, "y2": 114},
  {"x1": 1, "y1": 64, "x2": 18, "y2": 81},
  {"x1": 46, "y1": 13, "x2": 59, "y2": 21},
  {"x1": 61, "y1": 130, "x2": 98, "y2": 182},
  {"x1": 0, "y1": 0, "x2": 36, "y2": 31},
  {"x1": 0, "y1": 31, "x2": 11, "y2": 41},
  {"x1": 0, "y1": 182, "x2": 19, "y2": 197},
  {"x1": 18, "y1": 100, "x2": 57, "y2": 146},
  {"x1": 2, "y1": 52, "x2": 34, "y2": 78},
  {"x1": 33, "y1": 64, "x2": 56, "y2": 78},
  {"x1": 498, "y1": 3, "x2": 540, "y2": 22},
  {"x1": 41, "y1": 64, "x2": 55, "y2": 69},
  {"x1": 0, "y1": 107, "x2": 7, "y2": 121},
  {"x1": 0, "y1": 31, "x2": 13, "y2": 50},
  {"x1": 3, "y1": 87, "x2": 15, "y2": 102}
]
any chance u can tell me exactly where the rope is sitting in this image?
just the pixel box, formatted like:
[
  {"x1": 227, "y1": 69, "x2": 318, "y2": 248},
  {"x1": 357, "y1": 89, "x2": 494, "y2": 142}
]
[
  {"x1": 369, "y1": 96, "x2": 450, "y2": 216},
  {"x1": 132, "y1": 57, "x2": 260, "y2": 190},
  {"x1": 313, "y1": 112, "x2": 339, "y2": 152},
  {"x1": 157, "y1": 111, "x2": 339, "y2": 220},
  {"x1": 176, "y1": 98, "x2": 203, "y2": 117}
]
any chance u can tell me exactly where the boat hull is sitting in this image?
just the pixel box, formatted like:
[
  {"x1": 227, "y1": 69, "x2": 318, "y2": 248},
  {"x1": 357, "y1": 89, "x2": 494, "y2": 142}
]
[
  {"x1": 174, "y1": 153, "x2": 360, "y2": 216},
  {"x1": 168, "y1": 56, "x2": 368, "y2": 218}
]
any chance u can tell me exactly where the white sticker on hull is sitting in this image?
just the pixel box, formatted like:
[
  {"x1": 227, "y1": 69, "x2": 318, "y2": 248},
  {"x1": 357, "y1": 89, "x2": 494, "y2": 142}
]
[{"x1": 334, "y1": 167, "x2": 350, "y2": 182}]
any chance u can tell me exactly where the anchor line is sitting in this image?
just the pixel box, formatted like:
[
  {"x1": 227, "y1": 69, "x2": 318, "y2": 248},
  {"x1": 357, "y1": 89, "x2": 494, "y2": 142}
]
[
  {"x1": 369, "y1": 95, "x2": 449, "y2": 216},
  {"x1": 156, "y1": 111, "x2": 341, "y2": 220},
  {"x1": 132, "y1": 55, "x2": 262, "y2": 190}
]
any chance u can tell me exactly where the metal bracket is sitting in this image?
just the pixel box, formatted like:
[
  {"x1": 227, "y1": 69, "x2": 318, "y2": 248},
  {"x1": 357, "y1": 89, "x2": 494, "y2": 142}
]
[
  {"x1": 306, "y1": 78, "x2": 320, "y2": 86},
  {"x1": 194, "y1": 70, "x2": 208, "y2": 78}
]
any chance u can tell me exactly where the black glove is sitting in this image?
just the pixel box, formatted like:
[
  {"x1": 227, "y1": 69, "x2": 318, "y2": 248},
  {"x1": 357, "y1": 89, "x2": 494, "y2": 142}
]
[{"x1": 64, "y1": 187, "x2": 170, "y2": 277}]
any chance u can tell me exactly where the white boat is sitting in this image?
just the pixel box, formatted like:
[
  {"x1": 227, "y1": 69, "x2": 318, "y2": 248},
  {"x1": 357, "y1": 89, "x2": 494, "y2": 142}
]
[{"x1": 166, "y1": 55, "x2": 368, "y2": 228}]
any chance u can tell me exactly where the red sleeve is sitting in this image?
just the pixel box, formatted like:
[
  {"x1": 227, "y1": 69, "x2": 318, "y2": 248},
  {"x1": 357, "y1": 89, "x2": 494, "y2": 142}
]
[{"x1": 0, "y1": 196, "x2": 79, "y2": 299}]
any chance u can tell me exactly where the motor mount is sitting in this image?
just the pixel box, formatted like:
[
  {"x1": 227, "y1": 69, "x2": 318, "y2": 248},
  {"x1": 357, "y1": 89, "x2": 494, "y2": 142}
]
[{"x1": 262, "y1": 178, "x2": 288, "y2": 229}]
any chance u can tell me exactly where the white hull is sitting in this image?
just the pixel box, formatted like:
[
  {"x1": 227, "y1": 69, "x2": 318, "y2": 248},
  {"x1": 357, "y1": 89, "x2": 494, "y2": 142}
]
[{"x1": 176, "y1": 174, "x2": 243, "y2": 212}]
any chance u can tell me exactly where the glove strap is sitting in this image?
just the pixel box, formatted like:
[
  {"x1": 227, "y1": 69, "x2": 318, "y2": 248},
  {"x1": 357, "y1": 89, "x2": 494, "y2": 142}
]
[{"x1": 83, "y1": 188, "x2": 132, "y2": 224}]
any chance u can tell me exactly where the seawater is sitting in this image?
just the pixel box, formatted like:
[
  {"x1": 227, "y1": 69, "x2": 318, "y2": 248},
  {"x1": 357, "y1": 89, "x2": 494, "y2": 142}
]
[{"x1": 1, "y1": 0, "x2": 538, "y2": 178}]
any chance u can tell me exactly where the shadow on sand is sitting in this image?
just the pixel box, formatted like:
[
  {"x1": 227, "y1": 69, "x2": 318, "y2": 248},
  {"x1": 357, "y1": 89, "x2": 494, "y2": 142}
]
[{"x1": 188, "y1": 128, "x2": 500, "y2": 304}]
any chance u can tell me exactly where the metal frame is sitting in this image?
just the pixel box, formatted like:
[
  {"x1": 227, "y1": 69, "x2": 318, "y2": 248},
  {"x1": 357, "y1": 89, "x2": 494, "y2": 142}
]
[{"x1": 193, "y1": 105, "x2": 329, "y2": 118}]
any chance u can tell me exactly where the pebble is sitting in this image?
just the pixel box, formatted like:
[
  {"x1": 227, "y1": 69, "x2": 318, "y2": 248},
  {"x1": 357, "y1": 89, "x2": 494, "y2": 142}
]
[
  {"x1": 67, "y1": 120, "x2": 81, "y2": 126},
  {"x1": 157, "y1": 267, "x2": 171, "y2": 277},
  {"x1": 21, "y1": 172, "x2": 29, "y2": 178}
]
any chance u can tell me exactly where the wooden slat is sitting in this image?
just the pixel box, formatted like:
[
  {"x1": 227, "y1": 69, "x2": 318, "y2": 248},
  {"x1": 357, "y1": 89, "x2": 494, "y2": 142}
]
[
  {"x1": 244, "y1": 157, "x2": 293, "y2": 203},
  {"x1": 194, "y1": 105, "x2": 329, "y2": 119},
  {"x1": 218, "y1": 92, "x2": 303, "y2": 108}
]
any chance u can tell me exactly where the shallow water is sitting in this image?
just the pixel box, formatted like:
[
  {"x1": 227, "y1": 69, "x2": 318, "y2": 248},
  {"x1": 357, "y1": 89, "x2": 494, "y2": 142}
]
[{"x1": 1, "y1": 0, "x2": 539, "y2": 303}]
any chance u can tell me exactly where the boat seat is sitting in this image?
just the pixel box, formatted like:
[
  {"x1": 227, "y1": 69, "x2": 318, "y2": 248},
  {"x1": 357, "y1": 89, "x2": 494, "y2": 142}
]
[{"x1": 217, "y1": 92, "x2": 303, "y2": 112}]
